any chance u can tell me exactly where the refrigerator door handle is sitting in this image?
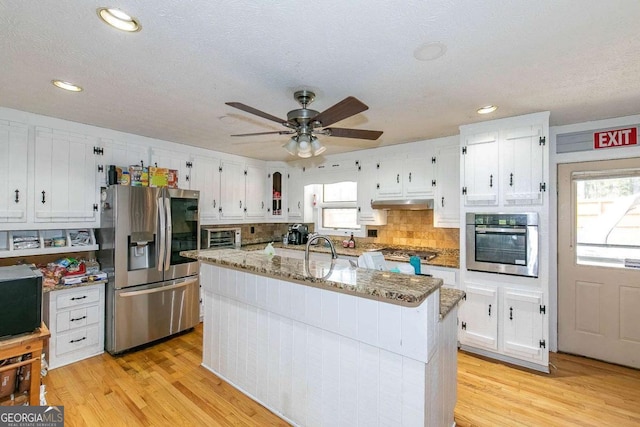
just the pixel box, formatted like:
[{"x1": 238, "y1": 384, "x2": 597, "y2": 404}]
[
  {"x1": 157, "y1": 196, "x2": 166, "y2": 272},
  {"x1": 118, "y1": 277, "x2": 197, "y2": 297},
  {"x1": 164, "y1": 196, "x2": 172, "y2": 271}
]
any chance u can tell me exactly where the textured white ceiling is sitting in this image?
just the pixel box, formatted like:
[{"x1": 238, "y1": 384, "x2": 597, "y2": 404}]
[{"x1": 1, "y1": 1, "x2": 640, "y2": 161}]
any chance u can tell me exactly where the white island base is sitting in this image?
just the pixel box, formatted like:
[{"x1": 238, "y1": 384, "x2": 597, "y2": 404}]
[{"x1": 200, "y1": 263, "x2": 458, "y2": 427}]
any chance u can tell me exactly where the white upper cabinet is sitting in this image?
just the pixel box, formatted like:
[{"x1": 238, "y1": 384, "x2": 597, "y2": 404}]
[
  {"x1": 404, "y1": 155, "x2": 436, "y2": 198},
  {"x1": 244, "y1": 163, "x2": 266, "y2": 219},
  {"x1": 434, "y1": 144, "x2": 460, "y2": 228},
  {"x1": 34, "y1": 127, "x2": 100, "y2": 225},
  {"x1": 150, "y1": 148, "x2": 193, "y2": 189},
  {"x1": 460, "y1": 112, "x2": 549, "y2": 207},
  {"x1": 190, "y1": 155, "x2": 221, "y2": 224},
  {"x1": 500, "y1": 125, "x2": 545, "y2": 206},
  {"x1": 356, "y1": 159, "x2": 387, "y2": 225},
  {"x1": 375, "y1": 157, "x2": 404, "y2": 198},
  {"x1": 0, "y1": 120, "x2": 28, "y2": 224},
  {"x1": 461, "y1": 131, "x2": 500, "y2": 206},
  {"x1": 219, "y1": 160, "x2": 245, "y2": 220},
  {"x1": 375, "y1": 151, "x2": 436, "y2": 200},
  {"x1": 287, "y1": 166, "x2": 304, "y2": 220}
]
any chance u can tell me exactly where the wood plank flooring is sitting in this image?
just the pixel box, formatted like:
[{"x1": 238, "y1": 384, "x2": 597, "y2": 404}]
[{"x1": 43, "y1": 324, "x2": 640, "y2": 426}]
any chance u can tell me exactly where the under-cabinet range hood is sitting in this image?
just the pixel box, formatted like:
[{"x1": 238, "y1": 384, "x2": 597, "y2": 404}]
[{"x1": 371, "y1": 199, "x2": 434, "y2": 210}]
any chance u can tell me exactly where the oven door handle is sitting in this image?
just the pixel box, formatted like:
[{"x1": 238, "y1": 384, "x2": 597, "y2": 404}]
[{"x1": 476, "y1": 227, "x2": 527, "y2": 233}]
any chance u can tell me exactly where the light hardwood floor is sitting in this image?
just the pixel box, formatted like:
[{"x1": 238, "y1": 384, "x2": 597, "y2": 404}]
[{"x1": 44, "y1": 324, "x2": 640, "y2": 426}]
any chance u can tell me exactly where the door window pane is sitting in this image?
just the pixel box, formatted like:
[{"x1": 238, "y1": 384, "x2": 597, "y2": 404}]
[{"x1": 575, "y1": 174, "x2": 640, "y2": 268}]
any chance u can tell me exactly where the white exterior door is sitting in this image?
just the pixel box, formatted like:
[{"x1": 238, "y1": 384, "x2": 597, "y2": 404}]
[
  {"x1": 459, "y1": 283, "x2": 498, "y2": 350},
  {"x1": 462, "y1": 131, "x2": 499, "y2": 206},
  {"x1": 0, "y1": 120, "x2": 28, "y2": 224},
  {"x1": 502, "y1": 288, "x2": 545, "y2": 362},
  {"x1": 558, "y1": 158, "x2": 640, "y2": 369}
]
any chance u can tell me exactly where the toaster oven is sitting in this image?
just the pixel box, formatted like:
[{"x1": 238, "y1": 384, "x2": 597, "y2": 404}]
[{"x1": 200, "y1": 227, "x2": 241, "y2": 249}]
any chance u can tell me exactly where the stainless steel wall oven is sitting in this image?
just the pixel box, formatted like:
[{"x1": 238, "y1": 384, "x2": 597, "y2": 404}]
[{"x1": 466, "y1": 212, "x2": 539, "y2": 278}]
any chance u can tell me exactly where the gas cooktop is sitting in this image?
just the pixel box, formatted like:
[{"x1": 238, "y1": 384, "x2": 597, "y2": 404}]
[{"x1": 373, "y1": 248, "x2": 438, "y2": 263}]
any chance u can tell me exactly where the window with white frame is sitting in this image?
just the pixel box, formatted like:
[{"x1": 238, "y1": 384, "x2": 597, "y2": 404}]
[{"x1": 318, "y1": 181, "x2": 361, "y2": 231}]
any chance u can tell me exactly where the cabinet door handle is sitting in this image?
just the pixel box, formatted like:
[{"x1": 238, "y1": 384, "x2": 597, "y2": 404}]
[
  {"x1": 261, "y1": 201, "x2": 264, "y2": 209},
  {"x1": 488, "y1": 304, "x2": 492, "y2": 317},
  {"x1": 489, "y1": 174, "x2": 493, "y2": 188},
  {"x1": 70, "y1": 337, "x2": 86, "y2": 344},
  {"x1": 509, "y1": 307, "x2": 513, "y2": 320},
  {"x1": 396, "y1": 174, "x2": 400, "y2": 183},
  {"x1": 239, "y1": 201, "x2": 242, "y2": 209},
  {"x1": 14, "y1": 189, "x2": 19, "y2": 204},
  {"x1": 70, "y1": 296, "x2": 87, "y2": 301},
  {"x1": 41, "y1": 190, "x2": 46, "y2": 204},
  {"x1": 510, "y1": 173, "x2": 514, "y2": 187},
  {"x1": 213, "y1": 199, "x2": 216, "y2": 208},
  {"x1": 408, "y1": 172, "x2": 412, "y2": 182},
  {"x1": 70, "y1": 315, "x2": 87, "y2": 322},
  {"x1": 441, "y1": 197, "x2": 445, "y2": 207}
]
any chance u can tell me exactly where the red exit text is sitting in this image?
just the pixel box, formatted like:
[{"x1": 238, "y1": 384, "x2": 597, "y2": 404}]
[{"x1": 593, "y1": 127, "x2": 637, "y2": 149}]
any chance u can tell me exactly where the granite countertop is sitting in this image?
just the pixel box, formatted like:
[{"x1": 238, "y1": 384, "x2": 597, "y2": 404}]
[
  {"x1": 182, "y1": 248, "x2": 443, "y2": 308},
  {"x1": 242, "y1": 242, "x2": 460, "y2": 269},
  {"x1": 43, "y1": 279, "x2": 107, "y2": 293},
  {"x1": 439, "y1": 287, "x2": 465, "y2": 319}
]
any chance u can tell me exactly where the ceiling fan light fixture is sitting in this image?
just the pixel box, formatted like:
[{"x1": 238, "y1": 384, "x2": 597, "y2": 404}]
[
  {"x1": 310, "y1": 137, "x2": 326, "y2": 156},
  {"x1": 297, "y1": 134, "x2": 311, "y2": 156},
  {"x1": 97, "y1": 7, "x2": 141, "y2": 32},
  {"x1": 283, "y1": 137, "x2": 298, "y2": 156}
]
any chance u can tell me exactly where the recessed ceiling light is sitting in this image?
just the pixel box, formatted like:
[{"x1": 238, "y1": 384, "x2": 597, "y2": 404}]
[
  {"x1": 51, "y1": 80, "x2": 83, "y2": 92},
  {"x1": 97, "y1": 7, "x2": 141, "y2": 32},
  {"x1": 477, "y1": 105, "x2": 498, "y2": 114},
  {"x1": 413, "y1": 42, "x2": 447, "y2": 61}
]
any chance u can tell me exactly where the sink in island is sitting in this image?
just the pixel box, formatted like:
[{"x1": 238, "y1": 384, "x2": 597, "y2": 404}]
[{"x1": 182, "y1": 248, "x2": 464, "y2": 427}]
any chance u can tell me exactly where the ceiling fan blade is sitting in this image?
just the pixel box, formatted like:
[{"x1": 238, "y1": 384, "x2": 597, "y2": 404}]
[
  {"x1": 324, "y1": 127, "x2": 383, "y2": 140},
  {"x1": 230, "y1": 131, "x2": 294, "y2": 137},
  {"x1": 225, "y1": 102, "x2": 287, "y2": 124},
  {"x1": 311, "y1": 97, "x2": 369, "y2": 127}
]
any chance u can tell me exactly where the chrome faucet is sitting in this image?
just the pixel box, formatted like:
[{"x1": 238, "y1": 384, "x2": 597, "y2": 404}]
[{"x1": 305, "y1": 234, "x2": 338, "y2": 262}]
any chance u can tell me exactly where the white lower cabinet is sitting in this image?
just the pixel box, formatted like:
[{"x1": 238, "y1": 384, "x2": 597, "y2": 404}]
[
  {"x1": 502, "y1": 288, "x2": 545, "y2": 362},
  {"x1": 458, "y1": 283, "x2": 498, "y2": 350},
  {"x1": 46, "y1": 283, "x2": 105, "y2": 369}
]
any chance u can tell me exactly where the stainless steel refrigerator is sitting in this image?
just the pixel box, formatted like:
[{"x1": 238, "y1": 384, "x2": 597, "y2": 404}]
[{"x1": 97, "y1": 186, "x2": 200, "y2": 354}]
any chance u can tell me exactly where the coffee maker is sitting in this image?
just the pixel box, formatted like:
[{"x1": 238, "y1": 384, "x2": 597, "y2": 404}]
[{"x1": 287, "y1": 224, "x2": 309, "y2": 245}]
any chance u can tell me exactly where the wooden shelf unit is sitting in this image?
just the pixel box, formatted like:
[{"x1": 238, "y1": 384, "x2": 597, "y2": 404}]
[{"x1": 0, "y1": 323, "x2": 50, "y2": 405}]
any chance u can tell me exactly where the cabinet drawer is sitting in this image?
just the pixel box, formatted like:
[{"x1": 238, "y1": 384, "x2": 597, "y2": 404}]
[
  {"x1": 54, "y1": 324, "x2": 100, "y2": 356},
  {"x1": 55, "y1": 287, "x2": 100, "y2": 309},
  {"x1": 55, "y1": 305, "x2": 100, "y2": 332}
]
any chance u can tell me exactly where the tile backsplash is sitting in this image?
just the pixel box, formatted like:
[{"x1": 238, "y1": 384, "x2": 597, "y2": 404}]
[{"x1": 365, "y1": 210, "x2": 459, "y2": 249}]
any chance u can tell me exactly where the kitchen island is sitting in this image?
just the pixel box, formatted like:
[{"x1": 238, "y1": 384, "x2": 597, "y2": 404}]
[{"x1": 183, "y1": 248, "x2": 464, "y2": 427}]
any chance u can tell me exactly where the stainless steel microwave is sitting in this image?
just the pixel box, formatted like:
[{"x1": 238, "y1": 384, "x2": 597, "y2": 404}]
[{"x1": 466, "y1": 212, "x2": 539, "y2": 278}]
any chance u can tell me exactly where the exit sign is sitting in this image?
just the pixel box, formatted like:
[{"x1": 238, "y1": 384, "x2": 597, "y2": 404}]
[{"x1": 593, "y1": 127, "x2": 637, "y2": 149}]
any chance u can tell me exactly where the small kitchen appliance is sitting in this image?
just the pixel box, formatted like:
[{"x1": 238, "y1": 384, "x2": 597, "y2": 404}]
[
  {"x1": 287, "y1": 224, "x2": 309, "y2": 245},
  {"x1": 0, "y1": 265, "x2": 42, "y2": 339}
]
